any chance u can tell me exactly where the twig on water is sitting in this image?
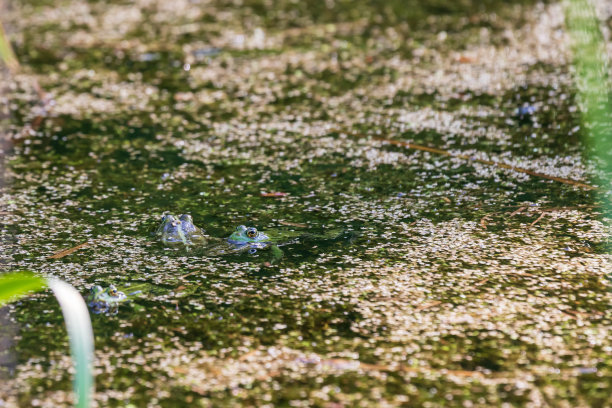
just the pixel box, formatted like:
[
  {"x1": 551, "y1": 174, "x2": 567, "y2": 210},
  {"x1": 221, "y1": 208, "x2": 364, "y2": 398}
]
[
  {"x1": 238, "y1": 350, "x2": 258, "y2": 361},
  {"x1": 561, "y1": 309, "x2": 603, "y2": 319},
  {"x1": 529, "y1": 212, "x2": 546, "y2": 228},
  {"x1": 48, "y1": 242, "x2": 90, "y2": 259},
  {"x1": 480, "y1": 215, "x2": 490, "y2": 230},
  {"x1": 509, "y1": 206, "x2": 527, "y2": 217},
  {"x1": 315, "y1": 358, "x2": 485, "y2": 378},
  {"x1": 506, "y1": 271, "x2": 536, "y2": 278},
  {"x1": 261, "y1": 192, "x2": 289, "y2": 198},
  {"x1": 415, "y1": 300, "x2": 442, "y2": 311},
  {"x1": 279, "y1": 220, "x2": 307, "y2": 228},
  {"x1": 181, "y1": 270, "x2": 201, "y2": 279},
  {"x1": 357, "y1": 135, "x2": 597, "y2": 190}
]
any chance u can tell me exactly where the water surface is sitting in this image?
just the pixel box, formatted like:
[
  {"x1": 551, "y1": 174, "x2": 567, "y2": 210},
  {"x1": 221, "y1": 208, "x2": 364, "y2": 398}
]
[{"x1": 0, "y1": 0, "x2": 610, "y2": 406}]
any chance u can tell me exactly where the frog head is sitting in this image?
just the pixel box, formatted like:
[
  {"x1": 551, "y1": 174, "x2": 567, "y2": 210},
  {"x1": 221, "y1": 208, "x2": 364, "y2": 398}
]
[
  {"x1": 178, "y1": 214, "x2": 199, "y2": 234},
  {"x1": 106, "y1": 285, "x2": 119, "y2": 298},
  {"x1": 155, "y1": 214, "x2": 187, "y2": 244},
  {"x1": 156, "y1": 214, "x2": 206, "y2": 245},
  {"x1": 227, "y1": 225, "x2": 270, "y2": 245}
]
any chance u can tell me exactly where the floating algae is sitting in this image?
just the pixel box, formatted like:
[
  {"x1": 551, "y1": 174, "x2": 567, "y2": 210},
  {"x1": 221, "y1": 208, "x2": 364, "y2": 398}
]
[{"x1": 0, "y1": 0, "x2": 611, "y2": 407}]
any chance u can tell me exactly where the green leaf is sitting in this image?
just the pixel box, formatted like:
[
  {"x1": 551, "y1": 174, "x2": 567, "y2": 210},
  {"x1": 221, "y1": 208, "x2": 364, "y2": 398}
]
[
  {"x1": 0, "y1": 271, "x2": 46, "y2": 306},
  {"x1": 48, "y1": 279, "x2": 95, "y2": 408},
  {"x1": 0, "y1": 272, "x2": 95, "y2": 407}
]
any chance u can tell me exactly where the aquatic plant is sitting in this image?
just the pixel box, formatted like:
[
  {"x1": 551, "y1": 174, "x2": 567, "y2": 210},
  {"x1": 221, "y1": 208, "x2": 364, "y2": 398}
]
[
  {"x1": 564, "y1": 0, "x2": 612, "y2": 221},
  {"x1": 0, "y1": 20, "x2": 19, "y2": 72},
  {"x1": 0, "y1": 19, "x2": 47, "y2": 101},
  {"x1": 0, "y1": 272, "x2": 94, "y2": 408},
  {"x1": 564, "y1": 0, "x2": 612, "y2": 292}
]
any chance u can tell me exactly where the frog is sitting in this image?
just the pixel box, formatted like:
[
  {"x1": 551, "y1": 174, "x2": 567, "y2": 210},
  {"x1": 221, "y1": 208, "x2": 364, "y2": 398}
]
[
  {"x1": 187, "y1": 224, "x2": 283, "y2": 262},
  {"x1": 87, "y1": 285, "x2": 128, "y2": 314},
  {"x1": 155, "y1": 214, "x2": 206, "y2": 246},
  {"x1": 155, "y1": 214, "x2": 359, "y2": 263},
  {"x1": 214, "y1": 224, "x2": 357, "y2": 261},
  {"x1": 227, "y1": 225, "x2": 271, "y2": 252},
  {"x1": 226, "y1": 225, "x2": 287, "y2": 260}
]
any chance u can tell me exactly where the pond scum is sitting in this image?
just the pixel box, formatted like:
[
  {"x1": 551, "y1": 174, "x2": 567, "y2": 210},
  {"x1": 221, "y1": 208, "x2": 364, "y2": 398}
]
[{"x1": 0, "y1": 0, "x2": 611, "y2": 407}]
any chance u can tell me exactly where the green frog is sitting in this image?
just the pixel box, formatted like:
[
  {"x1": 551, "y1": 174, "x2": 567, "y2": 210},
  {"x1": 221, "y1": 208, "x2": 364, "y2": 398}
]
[
  {"x1": 221, "y1": 224, "x2": 356, "y2": 260},
  {"x1": 155, "y1": 214, "x2": 359, "y2": 262},
  {"x1": 155, "y1": 214, "x2": 207, "y2": 246},
  {"x1": 227, "y1": 225, "x2": 271, "y2": 251},
  {"x1": 87, "y1": 285, "x2": 128, "y2": 314}
]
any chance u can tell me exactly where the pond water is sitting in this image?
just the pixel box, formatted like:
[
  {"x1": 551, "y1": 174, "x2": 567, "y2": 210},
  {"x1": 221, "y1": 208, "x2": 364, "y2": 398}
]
[{"x1": 0, "y1": 0, "x2": 611, "y2": 406}]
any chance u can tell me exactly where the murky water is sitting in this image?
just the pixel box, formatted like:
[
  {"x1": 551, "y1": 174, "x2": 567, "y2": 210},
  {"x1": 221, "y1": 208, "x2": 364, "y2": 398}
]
[{"x1": 0, "y1": 0, "x2": 611, "y2": 406}]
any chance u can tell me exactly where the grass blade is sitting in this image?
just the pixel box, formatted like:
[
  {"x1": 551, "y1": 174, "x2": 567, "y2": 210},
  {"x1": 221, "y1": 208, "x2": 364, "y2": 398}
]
[
  {"x1": 47, "y1": 279, "x2": 95, "y2": 408},
  {"x1": 564, "y1": 0, "x2": 612, "y2": 216},
  {"x1": 563, "y1": 0, "x2": 612, "y2": 292},
  {"x1": 0, "y1": 20, "x2": 19, "y2": 72}
]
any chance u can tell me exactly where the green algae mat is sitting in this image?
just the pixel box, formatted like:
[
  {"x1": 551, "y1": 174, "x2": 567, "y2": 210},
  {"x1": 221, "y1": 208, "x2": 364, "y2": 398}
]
[{"x1": 1, "y1": 0, "x2": 611, "y2": 406}]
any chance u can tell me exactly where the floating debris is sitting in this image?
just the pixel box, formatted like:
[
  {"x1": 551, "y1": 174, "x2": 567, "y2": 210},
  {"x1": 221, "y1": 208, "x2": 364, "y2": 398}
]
[
  {"x1": 278, "y1": 221, "x2": 307, "y2": 228},
  {"x1": 515, "y1": 104, "x2": 537, "y2": 119},
  {"x1": 528, "y1": 212, "x2": 547, "y2": 228},
  {"x1": 260, "y1": 192, "x2": 289, "y2": 197},
  {"x1": 48, "y1": 242, "x2": 90, "y2": 259},
  {"x1": 138, "y1": 52, "x2": 160, "y2": 62},
  {"x1": 192, "y1": 47, "x2": 222, "y2": 59},
  {"x1": 369, "y1": 135, "x2": 597, "y2": 190}
]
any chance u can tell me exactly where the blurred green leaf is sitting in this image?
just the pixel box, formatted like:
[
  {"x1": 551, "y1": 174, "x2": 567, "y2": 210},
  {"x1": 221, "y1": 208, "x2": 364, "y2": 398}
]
[
  {"x1": 0, "y1": 20, "x2": 19, "y2": 71},
  {"x1": 48, "y1": 279, "x2": 95, "y2": 408},
  {"x1": 564, "y1": 0, "x2": 612, "y2": 227},
  {"x1": 0, "y1": 272, "x2": 94, "y2": 407},
  {"x1": 0, "y1": 271, "x2": 46, "y2": 306}
]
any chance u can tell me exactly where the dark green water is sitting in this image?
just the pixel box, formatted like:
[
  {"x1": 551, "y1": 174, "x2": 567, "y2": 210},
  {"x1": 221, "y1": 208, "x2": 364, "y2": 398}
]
[{"x1": 0, "y1": 0, "x2": 610, "y2": 406}]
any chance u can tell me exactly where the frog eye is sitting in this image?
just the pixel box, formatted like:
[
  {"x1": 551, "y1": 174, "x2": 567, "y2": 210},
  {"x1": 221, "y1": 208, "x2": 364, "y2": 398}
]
[
  {"x1": 179, "y1": 214, "x2": 192, "y2": 223},
  {"x1": 109, "y1": 285, "x2": 118, "y2": 296},
  {"x1": 246, "y1": 228, "x2": 258, "y2": 238}
]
